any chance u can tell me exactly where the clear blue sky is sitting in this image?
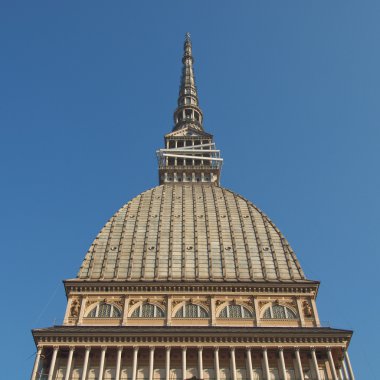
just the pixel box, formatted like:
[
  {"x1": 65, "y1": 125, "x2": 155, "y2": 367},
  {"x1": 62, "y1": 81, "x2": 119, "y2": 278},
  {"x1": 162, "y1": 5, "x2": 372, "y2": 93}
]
[{"x1": 1, "y1": 1, "x2": 379, "y2": 378}]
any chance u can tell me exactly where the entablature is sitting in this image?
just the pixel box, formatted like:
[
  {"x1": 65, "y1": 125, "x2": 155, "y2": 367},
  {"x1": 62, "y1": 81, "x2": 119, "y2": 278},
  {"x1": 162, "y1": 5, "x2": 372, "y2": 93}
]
[
  {"x1": 63, "y1": 280, "x2": 320, "y2": 298},
  {"x1": 32, "y1": 326, "x2": 352, "y2": 348}
]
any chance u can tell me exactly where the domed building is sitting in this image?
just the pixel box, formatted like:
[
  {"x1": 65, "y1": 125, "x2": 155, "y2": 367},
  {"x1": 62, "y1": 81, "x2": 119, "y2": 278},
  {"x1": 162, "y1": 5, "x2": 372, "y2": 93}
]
[{"x1": 31, "y1": 34, "x2": 355, "y2": 380}]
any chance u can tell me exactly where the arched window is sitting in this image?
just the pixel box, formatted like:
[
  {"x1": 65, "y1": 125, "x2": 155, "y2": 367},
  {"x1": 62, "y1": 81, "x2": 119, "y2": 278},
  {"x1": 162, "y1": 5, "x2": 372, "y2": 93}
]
[
  {"x1": 88, "y1": 303, "x2": 121, "y2": 318},
  {"x1": 175, "y1": 303, "x2": 209, "y2": 318},
  {"x1": 131, "y1": 303, "x2": 165, "y2": 318},
  {"x1": 219, "y1": 304, "x2": 253, "y2": 319},
  {"x1": 263, "y1": 304, "x2": 297, "y2": 319}
]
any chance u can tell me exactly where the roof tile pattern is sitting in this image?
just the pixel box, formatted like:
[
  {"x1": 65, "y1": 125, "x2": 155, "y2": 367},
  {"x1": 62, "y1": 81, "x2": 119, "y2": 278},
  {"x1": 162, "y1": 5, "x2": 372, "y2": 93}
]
[{"x1": 78, "y1": 184, "x2": 305, "y2": 282}]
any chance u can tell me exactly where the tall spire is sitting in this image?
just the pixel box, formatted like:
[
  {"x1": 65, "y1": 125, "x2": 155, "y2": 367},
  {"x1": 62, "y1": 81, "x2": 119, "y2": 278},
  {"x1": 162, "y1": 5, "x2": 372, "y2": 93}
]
[
  {"x1": 173, "y1": 33, "x2": 203, "y2": 131},
  {"x1": 156, "y1": 33, "x2": 223, "y2": 185}
]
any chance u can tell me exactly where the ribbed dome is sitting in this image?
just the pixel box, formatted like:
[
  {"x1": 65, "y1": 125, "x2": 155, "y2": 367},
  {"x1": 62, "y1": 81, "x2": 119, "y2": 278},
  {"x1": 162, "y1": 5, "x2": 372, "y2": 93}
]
[{"x1": 78, "y1": 184, "x2": 306, "y2": 282}]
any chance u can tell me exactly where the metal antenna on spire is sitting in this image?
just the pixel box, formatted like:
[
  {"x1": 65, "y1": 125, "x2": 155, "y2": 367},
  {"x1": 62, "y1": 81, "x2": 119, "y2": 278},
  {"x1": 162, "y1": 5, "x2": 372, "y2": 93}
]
[{"x1": 185, "y1": 32, "x2": 191, "y2": 42}]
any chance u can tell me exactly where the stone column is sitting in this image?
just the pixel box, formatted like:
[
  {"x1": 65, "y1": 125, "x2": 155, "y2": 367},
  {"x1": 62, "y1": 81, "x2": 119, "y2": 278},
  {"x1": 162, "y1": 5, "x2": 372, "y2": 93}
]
[
  {"x1": 246, "y1": 347, "x2": 254, "y2": 380},
  {"x1": 253, "y1": 298, "x2": 260, "y2": 326},
  {"x1": 310, "y1": 298, "x2": 321, "y2": 326},
  {"x1": 132, "y1": 347, "x2": 139, "y2": 380},
  {"x1": 99, "y1": 347, "x2": 107, "y2": 380},
  {"x1": 115, "y1": 347, "x2": 123, "y2": 380},
  {"x1": 64, "y1": 347, "x2": 75, "y2": 380},
  {"x1": 165, "y1": 347, "x2": 171, "y2": 380},
  {"x1": 327, "y1": 348, "x2": 338, "y2": 380},
  {"x1": 262, "y1": 348, "x2": 270, "y2": 380},
  {"x1": 31, "y1": 346, "x2": 43, "y2": 380},
  {"x1": 182, "y1": 347, "x2": 187, "y2": 380},
  {"x1": 211, "y1": 298, "x2": 216, "y2": 326},
  {"x1": 78, "y1": 297, "x2": 87, "y2": 325},
  {"x1": 122, "y1": 296, "x2": 129, "y2": 326},
  {"x1": 81, "y1": 346, "x2": 91, "y2": 380},
  {"x1": 342, "y1": 358, "x2": 350, "y2": 380},
  {"x1": 47, "y1": 346, "x2": 59, "y2": 380},
  {"x1": 198, "y1": 347, "x2": 203, "y2": 379},
  {"x1": 63, "y1": 300, "x2": 71, "y2": 324},
  {"x1": 344, "y1": 350, "x2": 355, "y2": 380},
  {"x1": 311, "y1": 348, "x2": 321, "y2": 380},
  {"x1": 214, "y1": 347, "x2": 220, "y2": 380},
  {"x1": 166, "y1": 296, "x2": 172, "y2": 326},
  {"x1": 149, "y1": 347, "x2": 155, "y2": 380},
  {"x1": 296, "y1": 298, "x2": 306, "y2": 327},
  {"x1": 230, "y1": 347, "x2": 237, "y2": 380},
  {"x1": 278, "y1": 348, "x2": 287, "y2": 380},
  {"x1": 295, "y1": 348, "x2": 304, "y2": 380}
]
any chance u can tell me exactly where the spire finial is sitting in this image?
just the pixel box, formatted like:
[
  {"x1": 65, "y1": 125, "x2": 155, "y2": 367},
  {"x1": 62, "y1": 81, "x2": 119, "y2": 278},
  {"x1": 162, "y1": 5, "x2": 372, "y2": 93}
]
[
  {"x1": 173, "y1": 33, "x2": 203, "y2": 131},
  {"x1": 183, "y1": 32, "x2": 193, "y2": 63}
]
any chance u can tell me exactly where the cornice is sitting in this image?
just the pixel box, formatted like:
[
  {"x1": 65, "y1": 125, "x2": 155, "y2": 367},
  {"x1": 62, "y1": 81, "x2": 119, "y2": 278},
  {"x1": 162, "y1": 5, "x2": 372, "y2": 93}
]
[
  {"x1": 32, "y1": 326, "x2": 351, "y2": 347},
  {"x1": 63, "y1": 280, "x2": 320, "y2": 298}
]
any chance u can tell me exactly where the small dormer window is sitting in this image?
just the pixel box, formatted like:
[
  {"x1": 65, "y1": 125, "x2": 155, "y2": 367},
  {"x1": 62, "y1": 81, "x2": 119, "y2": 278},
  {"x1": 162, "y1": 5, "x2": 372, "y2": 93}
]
[
  {"x1": 87, "y1": 303, "x2": 121, "y2": 318},
  {"x1": 262, "y1": 304, "x2": 297, "y2": 319},
  {"x1": 131, "y1": 303, "x2": 165, "y2": 318},
  {"x1": 175, "y1": 303, "x2": 209, "y2": 318},
  {"x1": 219, "y1": 304, "x2": 253, "y2": 319}
]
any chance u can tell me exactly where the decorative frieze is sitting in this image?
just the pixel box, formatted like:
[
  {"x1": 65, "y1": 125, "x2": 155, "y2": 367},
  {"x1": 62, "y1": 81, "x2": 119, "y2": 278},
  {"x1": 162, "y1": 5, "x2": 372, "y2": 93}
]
[
  {"x1": 62, "y1": 293, "x2": 323, "y2": 328},
  {"x1": 64, "y1": 281, "x2": 319, "y2": 296},
  {"x1": 34, "y1": 331, "x2": 350, "y2": 347}
]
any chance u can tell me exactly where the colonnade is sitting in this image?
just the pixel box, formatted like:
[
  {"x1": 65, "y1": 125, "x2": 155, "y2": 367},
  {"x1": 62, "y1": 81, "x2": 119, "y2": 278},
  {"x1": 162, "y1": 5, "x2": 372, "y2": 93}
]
[{"x1": 31, "y1": 345, "x2": 355, "y2": 380}]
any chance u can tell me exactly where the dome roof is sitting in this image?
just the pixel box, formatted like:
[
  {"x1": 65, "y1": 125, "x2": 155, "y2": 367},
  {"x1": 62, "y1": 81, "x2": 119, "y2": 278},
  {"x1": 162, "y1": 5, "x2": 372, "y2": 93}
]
[{"x1": 78, "y1": 184, "x2": 306, "y2": 282}]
